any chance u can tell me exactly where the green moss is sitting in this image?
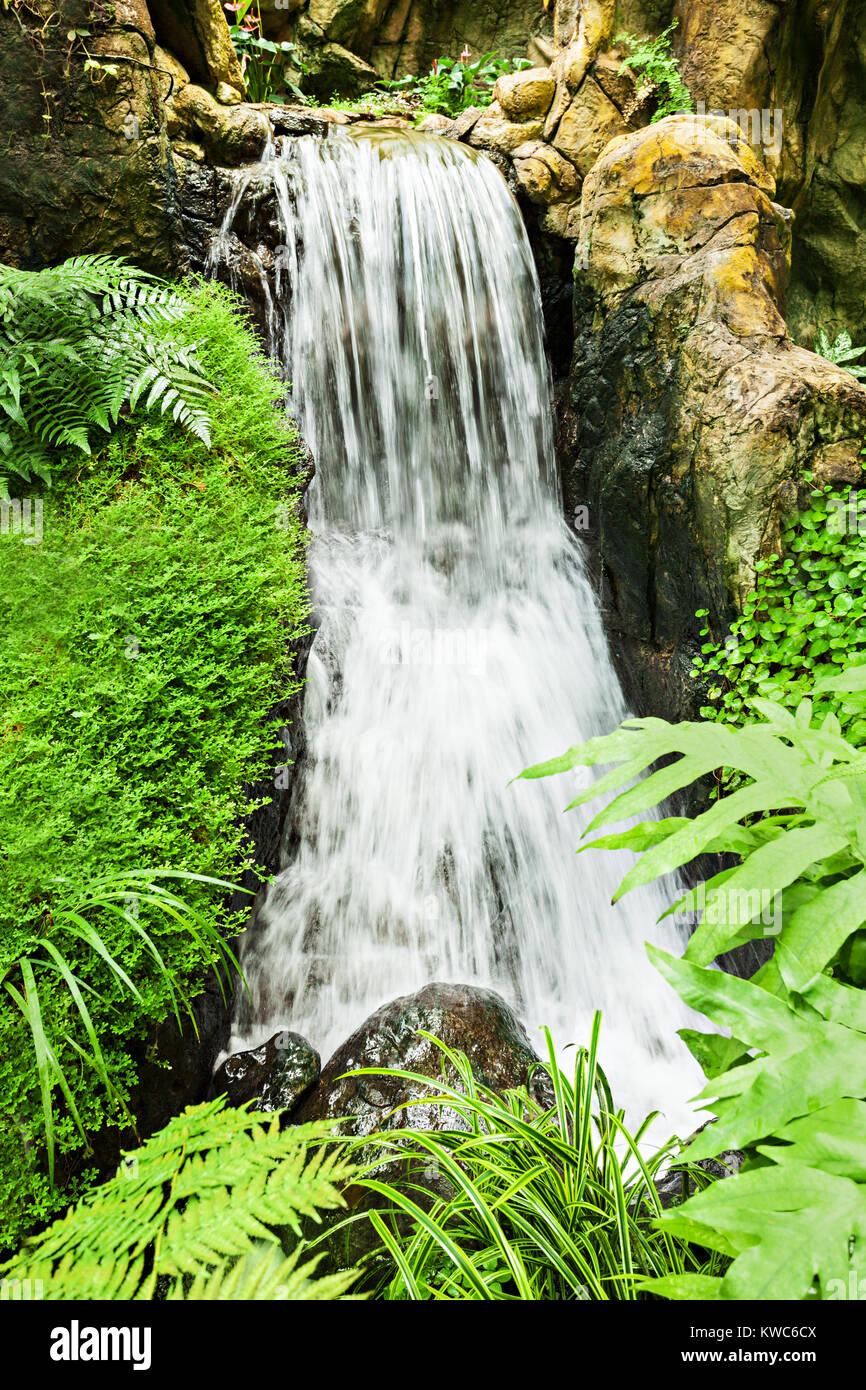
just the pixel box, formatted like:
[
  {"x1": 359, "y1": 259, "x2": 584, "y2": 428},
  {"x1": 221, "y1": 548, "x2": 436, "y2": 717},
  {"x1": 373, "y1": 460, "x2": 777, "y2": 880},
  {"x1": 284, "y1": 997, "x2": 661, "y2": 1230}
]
[{"x1": 0, "y1": 280, "x2": 309, "y2": 1249}]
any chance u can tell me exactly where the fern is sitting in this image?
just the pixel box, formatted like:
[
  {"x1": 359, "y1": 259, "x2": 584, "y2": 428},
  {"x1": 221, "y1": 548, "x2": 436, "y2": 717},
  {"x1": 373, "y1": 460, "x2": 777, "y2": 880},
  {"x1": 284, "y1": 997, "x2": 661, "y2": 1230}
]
[
  {"x1": 616, "y1": 23, "x2": 693, "y2": 123},
  {"x1": 1, "y1": 1100, "x2": 362, "y2": 1300},
  {"x1": 0, "y1": 256, "x2": 215, "y2": 484}
]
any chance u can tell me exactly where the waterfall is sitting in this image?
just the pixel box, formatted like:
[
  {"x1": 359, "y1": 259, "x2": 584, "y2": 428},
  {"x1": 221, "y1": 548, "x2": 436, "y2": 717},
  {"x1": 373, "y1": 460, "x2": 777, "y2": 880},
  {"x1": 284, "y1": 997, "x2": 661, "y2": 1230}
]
[{"x1": 213, "y1": 127, "x2": 701, "y2": 1130}]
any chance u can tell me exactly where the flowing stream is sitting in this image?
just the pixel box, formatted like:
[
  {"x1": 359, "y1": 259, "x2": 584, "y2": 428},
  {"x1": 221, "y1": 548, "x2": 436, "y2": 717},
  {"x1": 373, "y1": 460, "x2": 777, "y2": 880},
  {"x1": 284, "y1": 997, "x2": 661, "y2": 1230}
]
[{"x1": 213, "y1": 128, "x2": 701, "y2": 1130}]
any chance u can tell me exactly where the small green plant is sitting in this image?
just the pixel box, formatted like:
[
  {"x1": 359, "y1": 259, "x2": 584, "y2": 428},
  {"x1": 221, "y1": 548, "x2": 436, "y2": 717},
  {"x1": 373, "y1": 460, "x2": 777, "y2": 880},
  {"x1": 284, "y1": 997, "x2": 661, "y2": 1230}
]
[
  {"x1": 382, "y1": 51, "x2": 532, "y2": 119},
  {"x1": 616, "y1": 22, "x2": 693, "y2": 122},
  {"x1": 343, "y1": 1020, "x2": 723, "y2": 1300},
  {"x1": 691, "y1": 476, "x2": 866, "y2": 768},
  {"x1": 520, "y1": 676, "x2": 866, "y2": 1298},
  {"x1": 0, "y1": 256, "x2": 214, "y2": 485},
  {"x1": 814, "y1": 328, "x2": 866, "y2": 381},
  {"x1": 224, "y1": 0, "x2": 307, "y2": 104},
  {"x1": 1, "y1": 1101, "x2": 361, "y2": 1300}
]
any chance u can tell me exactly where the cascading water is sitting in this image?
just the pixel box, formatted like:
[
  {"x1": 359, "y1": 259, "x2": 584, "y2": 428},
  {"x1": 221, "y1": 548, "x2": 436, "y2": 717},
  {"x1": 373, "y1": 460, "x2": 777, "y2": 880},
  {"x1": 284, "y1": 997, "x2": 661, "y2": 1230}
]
[{"x1": 213, "y1": 127, "x2": 701, "y2": 1129}]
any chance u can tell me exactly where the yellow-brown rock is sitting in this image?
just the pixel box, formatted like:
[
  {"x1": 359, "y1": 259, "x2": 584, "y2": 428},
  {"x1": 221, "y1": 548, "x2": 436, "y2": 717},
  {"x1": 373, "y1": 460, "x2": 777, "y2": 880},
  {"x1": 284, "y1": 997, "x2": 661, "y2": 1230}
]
[
  {"x1": 512, "y1": 140, "x2": 580, "y2": 204},
  {"x1": 467, "y1": 103, "x2": 544, "y2": 156},
  {"x1": 559, "y1": 113, "x2": 866, "y2": 719},
  {"x1": 493, "y1": 68, "x2": 556, "y2": 122},
  {"x1": 552, "y1": 76, "x2": 628, "y2": 176}
]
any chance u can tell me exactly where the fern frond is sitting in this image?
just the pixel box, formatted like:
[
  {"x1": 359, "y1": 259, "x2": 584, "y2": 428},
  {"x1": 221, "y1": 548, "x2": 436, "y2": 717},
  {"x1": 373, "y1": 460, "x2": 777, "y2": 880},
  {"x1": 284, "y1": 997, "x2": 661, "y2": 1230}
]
[
  {"x1": 0, "y1": 257, "x2": 217, "y2": 482},
  {"x1": 1, "y1": 1101, "x2": 362, "y2": 1301}
]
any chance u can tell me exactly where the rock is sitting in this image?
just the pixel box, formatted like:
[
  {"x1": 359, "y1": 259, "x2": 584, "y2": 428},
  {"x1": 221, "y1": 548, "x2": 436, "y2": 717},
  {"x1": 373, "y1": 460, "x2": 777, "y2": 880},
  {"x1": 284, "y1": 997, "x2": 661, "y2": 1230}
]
[
  {"x1": 417, "y1": 113, "x2": 453, "y2": 134},
  {"x1": 493, "y1": 67, "x2": 557, "y2": 122},
  {"x1": 557, "y1": 114, "x2": 866, "y2": 721},
  {"x1": 215, "y1": 81, "x2": 243, "y2": 106},
  {"x1": 552, "y1": 75, "x2": 628, "y2": 176},
  {"x1": 131, "y1": 972, "x2": 231, "y2": 1139},
  {"x1": 167, "y1": 85, "x2": 270, "y2": 165},
  {"x1": 663, "y1": 0, "x2": 866, "y2": 345},
  {"x1": 302, "y1": 40, "x2": 380, "y2": 100},
  {"x1": 467, "y1": 103, "x2": 545, "y2": 156},
  {"x1": 267, "y1": 106, "x2": 334, "y2": 139},
  {"x1": 211, "y1": 1030, "x2": 321, "y2": 1115},
  {"x1": 293, "y1": 982, "x2": 552, "y2": 1139},
  {"x1": 153, "y1": 43, "x2": 192, "y2": 99},
  {"x1": 513, "y1": 139, "x2": 580, "y2": 205},
  {"x1": 149, "y1": 0, "x2": 246, "y2": 98}
]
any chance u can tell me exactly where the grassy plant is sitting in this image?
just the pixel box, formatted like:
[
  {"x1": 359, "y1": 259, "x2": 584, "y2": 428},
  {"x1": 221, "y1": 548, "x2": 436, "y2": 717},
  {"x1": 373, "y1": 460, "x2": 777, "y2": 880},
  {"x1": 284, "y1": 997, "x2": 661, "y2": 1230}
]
[
  {"x1": 1, "y1": 1100, "x2": 362, "y2": 1300},
  {"x1": 3, "y1": 869, "x2": 244, "y2": 1186},
  {"x1": 341, "y1": 1020, "x2": 723, "y2": 1300},
  {"x1": 616, "y1": 22, "x2": 693, "y2": 122},
  {"x1": 0, "y1": 256, "x2": 214, "y2": 485}
]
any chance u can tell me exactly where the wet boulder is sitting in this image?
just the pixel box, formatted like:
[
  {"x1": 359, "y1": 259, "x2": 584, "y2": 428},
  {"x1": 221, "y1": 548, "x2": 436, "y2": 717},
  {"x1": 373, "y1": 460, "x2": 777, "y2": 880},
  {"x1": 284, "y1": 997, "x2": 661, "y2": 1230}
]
[
  {"x1": 293, "y1": 981, "x2": 552, "y2": 1137},
  {"x1": 211, "y1": 1030, "x2": 321, "y2": 1115}
]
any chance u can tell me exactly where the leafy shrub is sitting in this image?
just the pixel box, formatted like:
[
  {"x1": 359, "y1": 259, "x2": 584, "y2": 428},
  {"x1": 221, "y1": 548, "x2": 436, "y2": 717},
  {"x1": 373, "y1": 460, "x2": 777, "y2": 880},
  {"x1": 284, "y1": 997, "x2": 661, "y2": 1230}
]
[
  {"x1": 0, "y1": 278, "x2": 308, "y2": 1249},
  {"x1": 521, "y1": 676, "x2": 866, "y2": 1298},
  {"x1": 381, "y1": 52, "x2": 532, "y2": 119},
  {"x1": 691, "y1": 476, "x2": 866, "y2": 760},
  {"x1": 345, "y1": 1021, "x2": 723, "y2": 1300},
  {"x1": 641, "y1": 945, "x2": 866, "y2": 1300},
  {"x1": 814, "y1": 328, "x2": 866, "y2": 381},
  {"x1": 616, "y1": 22, "x2": 693, "y2": 122},
  {"x1": 224, "y1": 0, "x2": 308, "y2": 104},
  {"x1": 1, "y1": 1100, "x2": 360, "y2": 1300},
  {"x1": 0, "y1": 256, "x2": 214, "y2": 484}
]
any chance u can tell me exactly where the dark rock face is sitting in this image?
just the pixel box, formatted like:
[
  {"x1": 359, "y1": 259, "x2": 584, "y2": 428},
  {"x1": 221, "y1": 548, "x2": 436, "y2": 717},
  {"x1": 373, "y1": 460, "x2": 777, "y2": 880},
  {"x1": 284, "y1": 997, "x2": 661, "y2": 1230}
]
[
  {"x1": 655, "y1": 1121, "x2": 744, "y2": 1209},
  {"x1": 130, "y1": 972, "x2": 231, "y2": 1139},
  {"x1": 293, "y1": 981, "x2": 552, "y2": 1138},
  {"x1": 211, "y1": 1030, "x2": 321, "y2": 1114}
]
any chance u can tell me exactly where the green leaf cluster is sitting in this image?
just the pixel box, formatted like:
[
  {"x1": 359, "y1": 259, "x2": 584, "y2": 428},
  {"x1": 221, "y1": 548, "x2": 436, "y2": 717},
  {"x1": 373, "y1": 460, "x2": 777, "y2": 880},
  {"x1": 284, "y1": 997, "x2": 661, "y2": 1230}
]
[
  {"x1": 814, "y1": 329, "x2": 866, "y2": 381},
  {"x1": 1, "y1": 1100, "x2": 361, "y2": 1300},
  {"x1": 616, "y1": 23, "x2": 693, "y2": 122},
  {"x1": 690, "y1": 477, "x2": 866, "y2": 760},
  {"x1": 0, "y1": 256, "x2": 215, "y2": 485},
  {"x1": 521, "y1": 682, "x2": 866, "y2": 1298}
]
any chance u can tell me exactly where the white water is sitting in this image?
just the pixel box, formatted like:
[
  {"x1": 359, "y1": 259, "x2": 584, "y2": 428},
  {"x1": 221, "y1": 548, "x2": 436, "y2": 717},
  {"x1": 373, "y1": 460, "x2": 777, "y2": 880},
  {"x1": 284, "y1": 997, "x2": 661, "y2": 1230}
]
[{"x1": 213, "y1": 128, "x2": 701, "y2": 1132}]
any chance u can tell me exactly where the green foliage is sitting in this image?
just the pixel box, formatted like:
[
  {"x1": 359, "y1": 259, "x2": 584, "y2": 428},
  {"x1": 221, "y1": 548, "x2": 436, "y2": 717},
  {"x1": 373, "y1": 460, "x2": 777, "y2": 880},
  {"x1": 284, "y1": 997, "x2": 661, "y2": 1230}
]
[
  {"x1": 225, "y1": 0, "x2": 308, "y2": 104},
  {"x1": 639, "y1": 946, "x2": 866, "y2": 1299},
  {"x1": 380, "y1": 52, "x2": 532, "y2": 119},
  {"x1": 3, "y1": 869, "x2": 242, "y2": 1187},
  {"x1": 0, "y1": 278, "x2": 308, "y2": 1249},
  {"x1": 616, "y1": 22, "x2": 693, "y2": 122},
  {"x1": 814, "y1": 328, "x2": 866, "y2": 380},
  {"x1": 345, "y1": 1020, "x2": 723, "y2": 1300},
  {"x1": 0, "y1": 256, "x2": 215, "y2": 485},
  {"x1": 690, "y1": 477, "x2": 866, "y2": 761},
  {"x1": 1, "y1": 1100, "x2": 361, "y2": 1300},
  {"x1": 521, "y1": 676, "x2": 866, "y2": 1298}
]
